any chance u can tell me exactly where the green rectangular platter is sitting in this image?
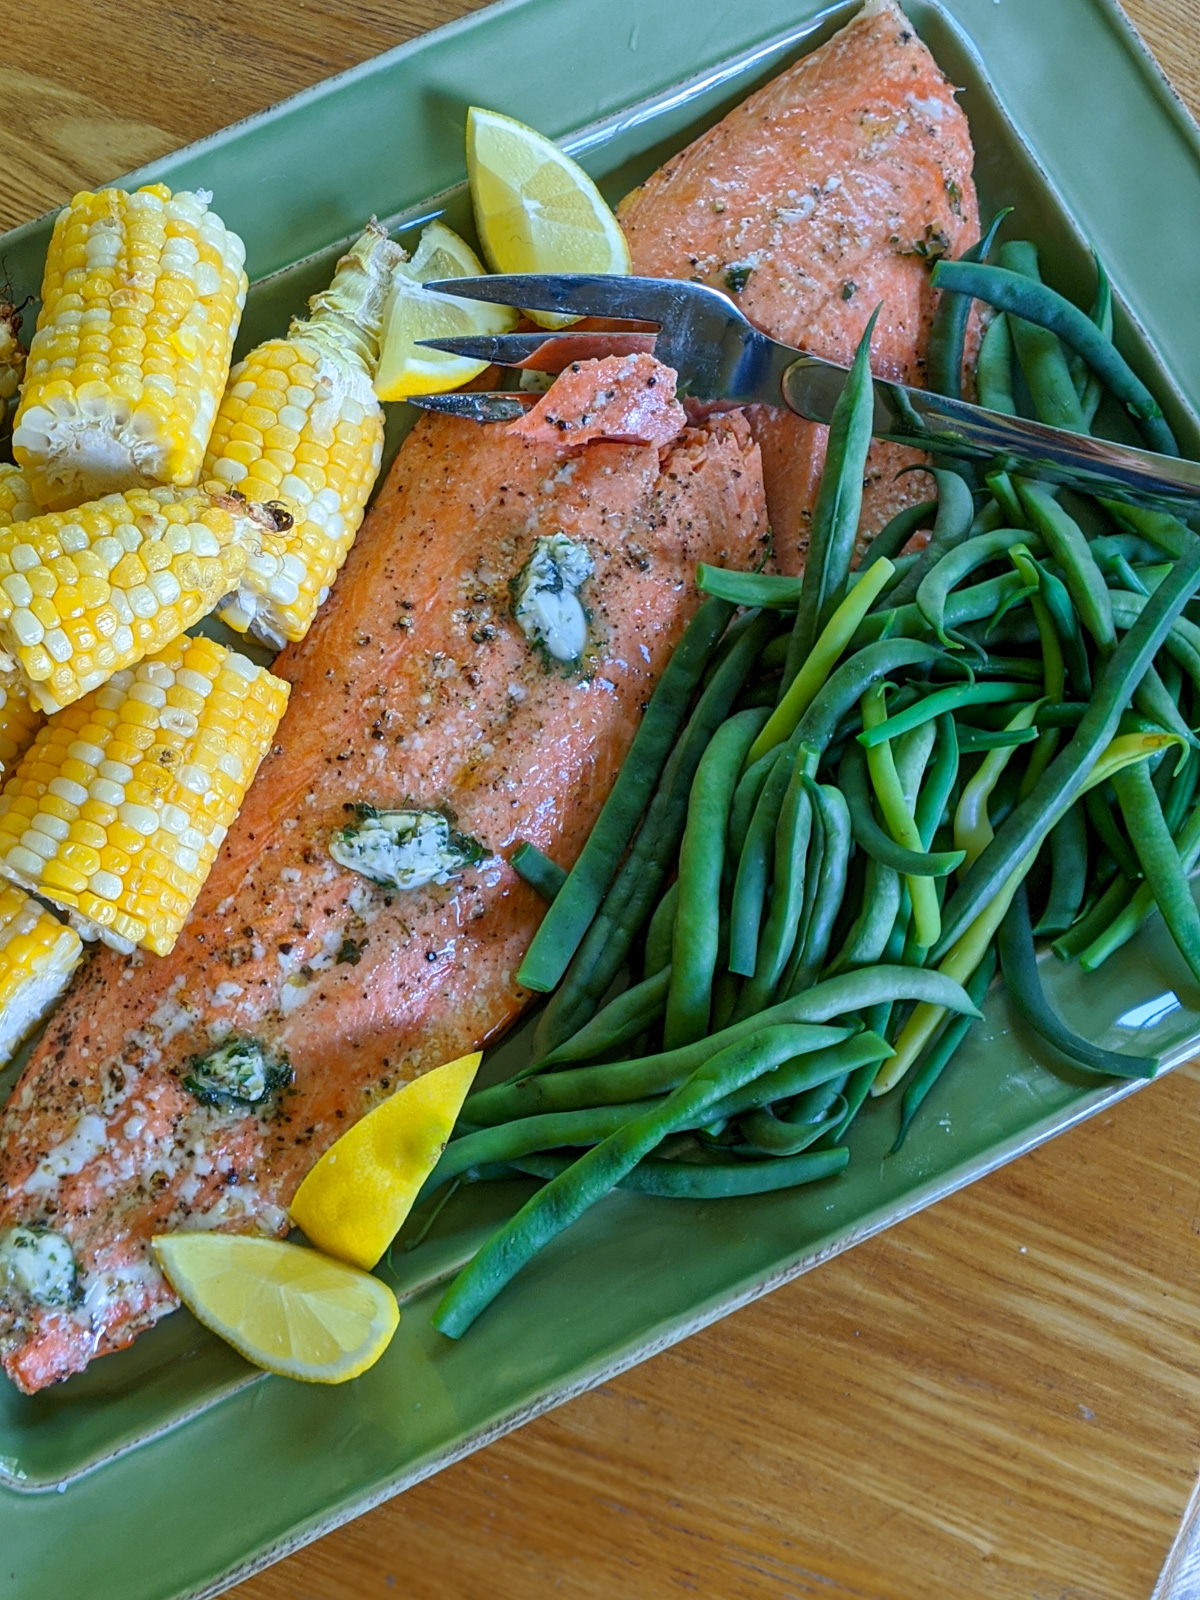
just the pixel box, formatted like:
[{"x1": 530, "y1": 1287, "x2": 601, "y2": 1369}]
[{"x1": 2, "y1": 0, "x2": 1200, "y2": 1594}]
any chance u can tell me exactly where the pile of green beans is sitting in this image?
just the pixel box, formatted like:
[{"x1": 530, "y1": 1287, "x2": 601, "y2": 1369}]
[{"x1": 432, "y1": 228, "x2": 1199, "y2": 1339}]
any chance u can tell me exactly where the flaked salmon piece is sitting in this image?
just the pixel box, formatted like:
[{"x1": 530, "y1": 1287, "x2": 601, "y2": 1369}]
[
  {"x1": 618, "y1": 0, "x2": 980, "y2": 569},
  {"x1": 0, "y1": 359, "x2": 767, "y2": 1392},
  {"x1": 508, "y1": 353, "x2": 687, "y2": 449}
]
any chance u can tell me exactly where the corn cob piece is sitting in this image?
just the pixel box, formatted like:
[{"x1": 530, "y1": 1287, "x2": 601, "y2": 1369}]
[
  {"x1": 0, "y1": 686, "x2": 43, "y2": 774},
  {"x1": 0, "y1": 885, "x2": 81, "y2": 1065},
  {"x1": 12, "y1": 184, "x2": 248, "y2": 512},
  {"x1": 208, "y1": 222, "x2": 403, "y2": 647},
  {"x1": 0, "y1": 484, "x2": 272, "y2": 715},
  {"x1": 0, "y1": 464, "x2": 36, "y2": 528},
  {"x1": 0, "y1": 295, "x2": 25, "y2": 436},
  {"x1": 0, "y1": 634, "x2": 289, "y2": 956}
]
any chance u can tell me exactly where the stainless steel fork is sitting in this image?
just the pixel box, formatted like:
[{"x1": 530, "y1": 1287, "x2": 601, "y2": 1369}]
[{"x1": 408, "y1": 272, "x2": 1200, "y2": 520}]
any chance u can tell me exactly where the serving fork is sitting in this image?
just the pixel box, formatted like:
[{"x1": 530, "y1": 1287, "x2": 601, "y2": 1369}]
[{"x1": 408, "y1": 272, "x2": 1200, "y2": 520}]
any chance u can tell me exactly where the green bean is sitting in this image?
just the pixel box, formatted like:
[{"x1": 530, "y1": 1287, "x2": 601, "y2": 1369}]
[
  {"x1": 1100, "y1": 500, "x2": 1197, "y2": 560},
  {"x1": 1072, "y1": 249, "x2": 1113, "y2": 426},
  {"x1": 781, "y1": 783, "x2": 853, "y2": 994},
  {"x1": 839, "y1": 741, "x2": 964, "y2": 877},
  {"x1": 728, "y1": 746, "x2": 781, "y2": 861},
  {"x1": 749, "y1": 557, "x2": 897, "y2": 765},
  {"x1": 1051, "y1": 871, "x2": 1134, "y2": 960},
  {"x1": 783, "y1": 311, "x2": 881, "y2": 686},
  {"x1": 510, "y1": 841, "x2": 567, "y2": 902},
  {"x1": 826, "y1": 1062, "x2": 877, "y2": 1143},
  {"x1": 883, "y1": 470, "x2": 977, "y2": 609},
  {"x1": 830, "y1": 856, "x2": 903, "y2": 971},
  {"x1": 1112, "y1": 758, "x2": 1200, "y2": 983},
  {"x1": 788, "y1": 775, "x2": 826, "y2": 981},
  {"x1": 977, "y1": 311, "x2": 1017, "y2": 415},
  {"x1": 1083, "y1": 783, "x2": 1139, "y2": 881},
  {"x1": 935, "y1": 540, "x2": 1200, "y2": 959},
  {"x1": 518, "y1": 597, "x2": 735, "y2": 993},
  {"x1": 436, "y1": 1022, "x2": 869, "y2": 1334},
  {"x1": 786, "y1": 638, "x2": 946, "y2": 760},
  {"x1": 732, "y1": 762, "x2": 816, "y2": 1016},
  {"x1": 729, "y1": 744, "x2": 798, "y2": 977},
  {"x1": 999, "y1": 881, "x2": 1157, "y2": 1075},
  {"x1": 739, "y1": 1103, "x2": 843, "y2": 1155},
  {"x1": 1023, "y1": 552, "x2": 1092, "y2": 697},
  {"x1": 915, "y1": 527, "x2": 1034, "y2": 647},
  {"x1": 956, "y1": 726, "x2": 1039, "y2": 753},
  {"x1": 1034, "y1": 802, "x2": 1089, "y2": 935},
  {"x1": 927, "y1": 209, "x2": 1012, "y2": 401},
  {"x1": 533, "y1": 610, "x2": 776, "y2": 1051},
  {"x1": 857, "y1": 681, "x2": 1034, "y2": 749},
  {"x1": 1079, "y1": 781, "x2": 1200, "y2": 968},
  {"x1": 954, "y1": 700, "x2": 1044, "y2": 867},
  {"x1": 931, "y1": 257, "x2": 1178, "y2": 454},
  {"x1": 853, "y1": 571, "x2": 1027, "y2": 648},
  {"x1": 858, "y1": 501, "x2": 937, "y2": 573},
  {"x1": 862, "y1": 684, "x2": 941, "y2": 947},
  {"x1": 1165, "y1": 748, "x2": 1200, "y2": 838},
  {"x1": 970, "y1": 500, "x2": 1006, "y2": 537},
  {"x1": 537, "y1": 966, "x2": 674, "y2": 1071},
  {"x1": 892, "y1": 948, "x2": 997, "y2": 1151},
  {"x1": 643, "y1": 879, "x2": 679, "y2": 980},
  {"x1": 785, "y1": 1072, "x2": 850, "y2": 1128},
  {"x1": 465, "y1": 967, "x2": 980, "y2": 1127},
  {"x1": 709, "y1": 1031, "x2": 892, "y2": 1121},
  {"x1": 985, "y1": 469, "x2": 1026, "y2": 528},
  {"x1": 1018, "y1": 482, "x2": 1114, "y2": 652},
  {"x1": 420, "y1": 1102, "x2": 659, "y2": 1203},
  {"x1": 666, "y1": 709, "x2": 769, "y2": 1047},
  {"x1": 986, "y1": 243, "x2": 1087, "y2": 432},
  {"x1": 696, "y1": 566, "x2": 802, "y2": 609},
  {"x1": 510, "y1": 1145, "x2": 850, "y2": 1198},
  {"x1": 915, "y1": 713, "x2": 960, "y2": 848},
  {"x1": 1005, "y1": 544, "x2": 1063, "y2": 799}
]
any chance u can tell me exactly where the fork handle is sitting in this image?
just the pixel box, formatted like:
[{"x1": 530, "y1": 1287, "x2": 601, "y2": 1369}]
[{"x1": 779, "y1": 354, "x2": 1200, "y2": 519}]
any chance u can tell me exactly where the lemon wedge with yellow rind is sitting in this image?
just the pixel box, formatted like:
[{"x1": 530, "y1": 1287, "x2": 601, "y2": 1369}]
[
  {"x1": 151, "y1": 1234, "x2": 399, "y2": 1384},
  {"x1": 289, "y1": 1051, "x2": 482, "y2": 1270},
  {"x1": 373, "y1": 221, "x2": 518, "y2": 401},
  {"x1": 466, "y1": 106, "x2": 630, "y2": 329}
]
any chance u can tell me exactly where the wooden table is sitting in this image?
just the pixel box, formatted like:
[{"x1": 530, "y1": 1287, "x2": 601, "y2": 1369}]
[{"x1": 8, "y1": 3, "x2": 1200, "y2": 1595}]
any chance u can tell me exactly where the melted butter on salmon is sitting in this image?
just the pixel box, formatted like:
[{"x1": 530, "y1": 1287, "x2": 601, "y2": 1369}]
[
  {"x1": 618, "y1": 0, "x2": 980, "y2": 568},
  {"x1": 0, "y1": 359, "x2": 767, "y2": 1391}
]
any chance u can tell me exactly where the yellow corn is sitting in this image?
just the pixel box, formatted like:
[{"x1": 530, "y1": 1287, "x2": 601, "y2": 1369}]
[
  {"x1": 0, "y1": 634, "x2": 289, "y2": 956},
  {"x1": 0, "y1": 484, "x2": 269, "y2": 714},
  {"x1": 0, "y1": 464, "x2": 36, "y2": 528},
  {"x1": 0, "y1": 885, "x2": 81, "y2": 1066},
  {"x1": 1, "y1": 296, "x2": 24, "y2": 434},
  {"x1": 12, "y1": 184, "x2": 248, "y2": 512},
  {"x1": 0, "y1": 685, "x2": 43, "y2": 773},
  {"x1": 208, "y1": 223, "x2": 403, "y2": 647}
]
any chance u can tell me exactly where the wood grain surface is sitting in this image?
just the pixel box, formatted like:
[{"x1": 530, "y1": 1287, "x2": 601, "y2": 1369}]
[{"x1": 6, "y1": 3, "x2": 1200, "y2": 1597}]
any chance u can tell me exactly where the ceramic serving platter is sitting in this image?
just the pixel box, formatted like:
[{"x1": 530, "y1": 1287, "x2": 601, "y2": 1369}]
[{"x1": 2, "y1": 0, "x2": 1200, "y2": 1594}]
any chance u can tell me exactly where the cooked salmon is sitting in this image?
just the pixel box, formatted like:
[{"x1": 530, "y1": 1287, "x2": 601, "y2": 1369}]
[
  {"x1": 0, "y1": 363, "x2": 767, "y2": 1392},
  {"x1": 618, "y1": 0, "x2": 980, "y2": 570}
]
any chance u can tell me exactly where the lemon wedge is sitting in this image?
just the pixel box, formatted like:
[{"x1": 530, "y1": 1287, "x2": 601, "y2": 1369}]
[
  {"x1": 373, "y1": 221, "x2": 517, "y2": 401},
  {"x1": 289, "y1": 1052, "x2": 482, "y2": 1270},
  {"x1": 466, "y1": 107, "x2": 630, "y2": 328},
  {"x1": 152, "y1": 1234, "x2": 399, "y2": 1384}
]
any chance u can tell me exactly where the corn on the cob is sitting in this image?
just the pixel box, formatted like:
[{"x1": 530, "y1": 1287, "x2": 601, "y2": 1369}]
[
  {"x1": 0, "y1": 484, "x2": 273, "y2": 715},
  {"x1": 0, "y1": 296, "x2": 25, "y2": 436},
  {"x1": 0, "y1": 634, "x2": 289, "y2": 956},
  {"x1": 208, "y1": 222, "x2": 402, "y2": 647},
  {"x1": 0, "y1": 464, "x2": 36, "y2": 528},
  {"x1": 12, "y1": 184, "x2": 248, "y2": 512},
  {"x1": 0, "y1": 686, "x2": 43, "y2": 774},
  {"x1": 0, "y1": 885, "x2": 81, "y2": 1066}
]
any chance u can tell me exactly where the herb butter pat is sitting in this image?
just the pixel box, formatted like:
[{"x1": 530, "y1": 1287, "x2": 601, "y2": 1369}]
[
  {"x1": 0, "y1": 1226, "x2": 77, "y2": 1308},
  {"x1": 513, "y1": 534, "x2": 593, "y2": 663},
  {"x1": 330, "y1": 806, "x2": 486, "y2": 892},
  {"x1": 184, "y1": 1037, "x2": 287, "y2": 1108}
]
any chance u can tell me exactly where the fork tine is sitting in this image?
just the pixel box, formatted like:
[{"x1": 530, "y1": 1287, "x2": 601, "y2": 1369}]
[
  {"x1": 425, "y1": 273, "x2": 697, "y2": 322},
  {"x1": 406, "y1": 392, "x2": 535, "y2": 423},
  {"x1": 415, "y1": 330, "x2": 658, "y2": 371}
]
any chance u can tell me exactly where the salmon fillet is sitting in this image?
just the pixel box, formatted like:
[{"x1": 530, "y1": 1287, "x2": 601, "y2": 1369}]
[
  {"x1": 618, "y1": 0, "x2": 980, "y2": 570},
  {"x1": 0, "y1": 365, "x2": 766, "y2": 1392}
]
